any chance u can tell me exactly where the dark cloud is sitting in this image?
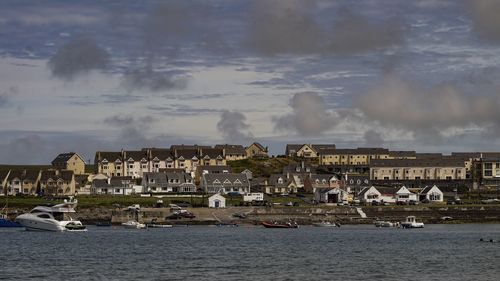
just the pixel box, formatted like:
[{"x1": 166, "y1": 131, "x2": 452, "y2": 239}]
[
  {"x1": 246, "y1": 1, "x2": 404, "y2": 55},
  {"x1": 216, "y1": 111, "x2": 254, "y2": 143},
  {"x1": 467, "y1": 0, "x2": 500, "y2": 42},
  {"x1": 363, "y1": 130, "x2": 384, "y2": 146},
  {"x1": 48, "y1": 36, "x2": 108, "y2": 80},
  {"x1": 273, "y1": 92, "x2": 338, "y2": 135},
  {"x1": 121, "y1": 68, "x2": 189, "y2": 93},
  {"x1": 103, "y1": 114, "x2": 162, "y2": 147},
  {"x1": 356, "y1": 75, "x2": 500, "y2": 140}
]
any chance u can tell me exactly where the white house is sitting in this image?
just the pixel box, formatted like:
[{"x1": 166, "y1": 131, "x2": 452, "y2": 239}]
[
  {"x1": 92, "y1": 177, "x2": 137, "y2": 195},
  {"x1": 314, "y1": 187, "x2": 347, "y2": 204},
  {"x1": 358, "y1": 186, "x2": 382, "y2": 203},
  {"x1": 208, "y1": 194, "x2": 226, "y2": 208},
  {"x1": 395, "y1": 186, "x2": 417, "y2": 203},
  {"x1": 419, "y1": 185, "x2": 444, "y2": 202}
]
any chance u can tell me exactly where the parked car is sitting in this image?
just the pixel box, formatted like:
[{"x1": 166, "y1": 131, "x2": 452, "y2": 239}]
[
  {"x1": 285, "y1": 201, "x2": 294, "y2": 206},
  {"x1": 409, "y1": 200, "x2": 419, "y2": 205},
  {"x1": 371, "y1": 200, "x2": 380, "y2": 206}
]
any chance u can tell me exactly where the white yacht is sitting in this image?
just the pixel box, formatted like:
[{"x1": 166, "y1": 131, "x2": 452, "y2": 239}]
[
  {"x1": 122, "y1": 220, "x2": 146, "y2": 229},
  {"x1": 15, "y1": 198, "x2": 86, "y2": 232},
  {"x1": 400, "y1": 216, "x2": 424, "y2": 229}
]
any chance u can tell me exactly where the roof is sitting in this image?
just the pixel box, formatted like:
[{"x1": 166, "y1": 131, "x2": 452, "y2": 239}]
[
  {"x1": 415, "y1": 153, "x2": 443, "y2": 159},
  {"x1": 149, "y1": 148, "x2": 172, "y2": 160},
  {"x1": 96, "y1": 151, "x2": 122, "y2": 162},
  {"x1": 215, "y1": 144, "x2": 246, "y2": 155},
  {"x1": 376, "y1": 187, "x2": 397, "y2": 195},
  {"x1": 389, "y1": 151, "x2": 416, "y2": 158},
  {"x1": 175, "y1": 149, "x2": 198, "y2": 159},
  {"x1": 309, "y1": 174, "x2": 338, "y2": 181},
  {"x1": 196, "y1": 165, "x2": 232, "y2": 173},
  {"x1": 358, "y1": 186, "x2": 378, "y2": 197},
  {"x1": 201, "y1": 148, "x2": 224, "y2": 159},
  {"x1": 51, "y1": 152, "x2": 84, "y2": 165},
  {"x1": 249, "y1": 142, "x2": 266, "y2": 151},
  {"x1": 124, "y1": 150, "x2": 148, "y2": 161},
  {"x1": 318, "y1": 147, "x2": 389, "y2": 155},
  {"x1": 143, "y1": 172, "x2": 168, "y2": 186},
  {"x1": 286, "y1": 144, "x2": 303, "y2": 154},
  {"x1": 7, "y1": 170, "x2": 24, "y2": 180},
  {"x1": 371, "y1": 158, "x2": 465, "y2": 168},
  {"x1": 451, "y1": 152, "x2": 482, "y2": 159},
  {"x1": 203, "y1": 173, "x2": 249, "y2": 185},
  {"x1": 23, "y1": 170, "x2": 40, "y2": 181},
  {"x1": 311, "y1": 144, "x2": 336, "y2": 151},
  {"x1": 268, "y1": 174, "x2": 293, "y2": 188},
  {"x1": 421, "y1": 185, "x2": 441, "y2": 194}
]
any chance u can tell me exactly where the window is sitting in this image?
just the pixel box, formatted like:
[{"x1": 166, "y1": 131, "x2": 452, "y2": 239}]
[
  {"x1": 384, "y1": 177, "x2": 389, "y2": 180},
  {"x1": 415, "y1": 176, "x2": 421, "y2": 180},
  {"x1": 129, "y1": 165, "x2": 134, "y2": 168},
  {"x1": 446, "y1": 176, "x2": 452, "y2": 180},
  {"x1": 103, "y1": 165, "x2": 108, "y2": 170},
  {"x1": 142, "y1": 165, "x2": 147, "y2": 169},
  {"x1": 116, "y1": 165, "x2": 121, "y2": 169},
  {"x1": 115, "y1": 189, "x2": 120, "y2": 193}
]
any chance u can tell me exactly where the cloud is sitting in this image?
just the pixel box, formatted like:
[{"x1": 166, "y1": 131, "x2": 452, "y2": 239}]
[
  {"x1": 0, "y1": 86, "x2": 18, "y2": 107},
  {"x1": 103, "y1": 114, "x2": 161, "y2": 147},
  {"x1": 468, "y1": 0, "x2": 500, "y2": 42},
  {"x1": 328, "y1": 9, "x2": 404, "y2": 54},
  {"x1": 216, "y1": 111, "x2": 254, "y2": 143},
  {"x1": 363, "y1": 130, "x2": 384, "y2": 146},
  {"x1": 48, "y1": 36, "x2": 109, "y2": 80},
  {"x1": 355, "y1": 75, "x2": 500, "y2": 140},
  {"x1": 246, "y1": 1, "x2": 404, "y2": 55},
  {"x1": 273, "y1": 92, "x2": 339, "y2": 135},
  {"x1": 121, "y1": 68, "x2": 189, "y2": 93}
]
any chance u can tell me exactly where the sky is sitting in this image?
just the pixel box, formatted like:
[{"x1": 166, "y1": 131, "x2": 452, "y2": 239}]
[{"x1": 1, "y1": 0, "x2": 500, "y2": 164}]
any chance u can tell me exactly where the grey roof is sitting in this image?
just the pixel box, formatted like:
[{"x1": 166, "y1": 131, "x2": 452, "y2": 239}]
[
  {"x1": 451, "y1": 152, "x2": 482, "y2": 159},
  {"x1": 96, "y1": 151, "x2": 122, "y2": 162},
  {"x1": 149, "y1": 148, "x2": 172, "y2": 160},
  {"x1": 311, "y1": 144, "x2": 336, "y2": 151},
  {"x1": 175, "y1": 149, "x2": 198, "y2": 159},
  {"x1": 203, "y1": 173, "x2": 249, "y2": 185},
  {"x1": 196, "y1": 165, "x2": 232, "y2": 174},
  {"x1": 377, "y1": 187, "x2": 397, "y2": 195},
  {"x1": 215, "y1": 144, "x2": 246, "y2": 155},
  {"x1": 371, "y1": 158, "x2": 465, "y2": 168},
  {"x1": 143, "y1": 172, "x2": 168, "y2": 186},
  {"x1": 124, "y1": 150, "x2": 148, "y2": 161},
  {"x1": 201, "y1": 148, "x2": 224, "y2": 159},
  {"x1": 415, "y1": 153, "x2": 443, "y2": 159},
  {"x1": 309, "y1": 174, "x2": 338, "y2": 182},
  {"x1": 283, "y1": 163, "x2": 316, "y2": 174},
  {"x1": 318, "y1": 147, "x2": 389, "y2": 155},
  {"x1": 286, "y1": 144, "x2": 303, "y2": 154},
  {"x1": 268, "y1": 174, "x2": 293, "y2": 188},
  {"x1": 388, "y1": 151, "x2": 416, "y2": 158}
]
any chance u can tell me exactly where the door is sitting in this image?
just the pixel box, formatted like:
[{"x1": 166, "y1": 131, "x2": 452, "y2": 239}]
[{"x1": 214, "y1": 200, "x2": 220, "y2": 208}]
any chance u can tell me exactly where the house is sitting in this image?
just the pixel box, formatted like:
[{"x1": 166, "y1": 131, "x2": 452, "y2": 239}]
[
  {"x1": 202, "y1": 173, "x2": 250, "y2": 194},
  {"x1": 295, "y1": 144, "x2": 318, "y2": 158},
  {"x1": 142, "y1": 172, "x2": 168, "y2": 193},
  {"x1": 376, "y1": 187, "x2": 398, "y2": 203},
  {"x1": 265, "y1": 174, "x2": 298, "y2": 195},
  {"x1": 419, "y1": 185, "x2": 444, "y2": 202},
  {"x1": 75, "y1": 174, "x2": 91, "y2": 195},
  {"x1": 147, "y1": 148, "x2": 172, "y2": 172},
  {"x1": 215, "y1": 144, "x2": 247, "y2": 161},
  {"x1": 21, "y1": 170, "x2": 41, "y2": 195},
  {"x1": 175, "y1": 148, "x2": 200, "y2": 173},
  {"x1": 314, "y1": 187, "x2": 347, "y2": 204},
  {"x1": 200, "y1": 148, "x2": 226, "y2": 166},
  {"x1": 370, "y1": 158, "x2": 467, "y2": 181},
  {"x1": 165, "y1": 172, "x2": 196, "y2": 193},
  {"x1": 241, "y1": 169, "x2": 253, "y2": 180},
  {"x1": 358, "y1": 186, "x2": 382, "y2": 203},
  {"x1": 51, "y1": 152, "x2": 86, "y2": 175},
  {"x1": 304, "y1": 174, "x2": 340, "y2": 193},
  {"x1": 344, "y1": 174, "x2": 371, "y2": 194},
  {"x1": 5, "y1": 170, "x2": 27, "y2": 195},
  {"x1": 395, "y1": 186, "x2": 417, "y2": 203},
  {"x1": 194, "y1": 165, "x2": 232, "y2": 185},
  {"x1": 245, "y1": 142, "x2": 268, "y2": 158},
  {"x1": 285, "y1": 144, "x2": 303, "y2": 157},
  {"x1": 123, "y1": 150, "x2": 149, "y2": 179},
  {"x1": 208, "y1": 194, "x2": 226, "y2": 208},
  {"x1": 95, "y1": 151, "x2": 124, "y2": 177},
  {"x1": 39, "y1": 170, "x2": 75, "y2": 195},
  {"x1": 92, "y1": 176, "x2": 139, "y2": 195}
]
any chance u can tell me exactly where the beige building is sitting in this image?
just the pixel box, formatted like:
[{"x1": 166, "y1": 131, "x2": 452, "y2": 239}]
[
  {"x1": 370, "y1": 159, "x2": 466, "y2": 181},
  {"x1": 95, "y1": 151, "x2": 124, "y2": 177},
  {"x1": 39, "y1": 170, "x2": 76, "y2": 195},
  {"x1": 319, "y1": 148, "x2": 390, "y2": 165},
  {"x1": 246, "y1": 142, "x2": 268, "y2": 158},
  {"x1": 481, "y1": 157, "x2": 500, "y2": 179},
  {"x1": 51, "y1": 152, "x2": 86, "y2": 175},
  {"x1": 215, "y1": 144, "x2": 247, "y2": 161}
]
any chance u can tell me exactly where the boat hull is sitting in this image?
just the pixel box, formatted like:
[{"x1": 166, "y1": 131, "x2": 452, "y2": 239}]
[
  {"x1": 0, "y1": 218, "x2": 22, "y2": 227},
  {"x1": 261, "y1": 221, "x2": 299, "y2": 228},
  {"x1": 16, "y1": 214, "x2": 66, "y2": 231}
]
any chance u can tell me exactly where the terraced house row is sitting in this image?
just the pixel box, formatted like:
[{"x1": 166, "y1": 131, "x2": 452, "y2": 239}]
[{"x1": 94, "y1": 143, "x2": 268, "y2": 179}]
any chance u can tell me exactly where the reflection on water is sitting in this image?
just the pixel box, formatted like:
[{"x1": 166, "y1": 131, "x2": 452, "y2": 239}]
[{"x1": 1, "y1": 224, "x2": 499, "y2": 281}]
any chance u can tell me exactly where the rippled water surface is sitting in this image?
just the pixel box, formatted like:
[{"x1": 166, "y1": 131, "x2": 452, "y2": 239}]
[{"x1": 1, "y1": 224, "x2": 499, "y2": 281}]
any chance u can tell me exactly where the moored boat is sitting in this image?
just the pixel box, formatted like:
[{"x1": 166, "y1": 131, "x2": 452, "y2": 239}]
[
  {"x1": 374, "y1": 220, "x2": 395, "y2": 228},
  {"x1": 15, "y1": 197, "x2": 86, "y2": 232},
  {"x1": 122, "y1": 220, "x2": 146, "y2": 229},
  {"x1": 0, "y1": 214, "x2": 22, "y2": 227},
  {"x1": 400, "y1": 216, "x2": 424, "y2": 229},
  {"x1": 262, "y1": 220, "x2": 299, "y2": 228}
]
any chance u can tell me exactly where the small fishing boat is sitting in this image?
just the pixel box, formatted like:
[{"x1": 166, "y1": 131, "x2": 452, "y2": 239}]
[
  {"x1": 147, "y1": 223, "x2": 173, "y2": 228},
  {"x1": 262, "y1": 220, "x2": 299, "y2": 228},
  {"x1": 400, "y1": 216, "x2": 424, "y2": 229},
  {"x1": 122, "y1": 220, "x2": 146, "y2": 229},
  {"x1": 0, "y1": 213, "x2": 22, "y2": 228},
  {"x1": 313, "y1": 221, "x2": 341, "y2": 227},
  {"x1": 374, "y1": 220, "x2": 395, "y2": 228}
]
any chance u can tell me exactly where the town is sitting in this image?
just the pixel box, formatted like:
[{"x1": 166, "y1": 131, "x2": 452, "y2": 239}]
[{"x1": 1, "y1": 142, "x2": 500, "y2": 209}]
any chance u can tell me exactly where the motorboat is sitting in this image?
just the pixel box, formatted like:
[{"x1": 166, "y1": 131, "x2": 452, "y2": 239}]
[
  {"x1": 262, "y1": 220, "x2": 299, "y2": 228},
  {"x1": 147, "y1": 223, "x2": 173, "y2": 228},
  {"x1": 400, "y1": 216, "x2": 424, "y2": 229},
  {"x1": 312, "y1": 221, "x2": 341, "y2": 227},
  {"x1": 15, "y1": 197, "x2": 86, "y2": 232},
  {"x1": 374, "y1": 220, "x2": 395, "y2": 228},
  {"x1": 122, "y1": 220, "x2": 146, "y2": 229}
]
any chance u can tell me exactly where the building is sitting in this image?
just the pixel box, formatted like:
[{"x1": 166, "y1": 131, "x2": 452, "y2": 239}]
[
  {"x1": 194, "y1": 165, "x2": 232, "y2": 185},
  {"x1": 286, "y1": 144, "x2": 336, "y2": 158},
  {"x1": 200, "y1": 148, "x2": 226, "y2": 166},
  {"x1": 95, "y1": 151, "x2": 124, "y2": 177},
  {"x1": 215, "y1": 144, "x2": 247, "y2": 161},
  {"x1": 245, "y1": 142, "x2": 268, "y2": 158},
  {"x1": 39, "y1": 170, "x2": 75, "y2": 195},
  {"x1": 395, "y1": 186, "x2": 417, "y2": 203},
  {"x1": 370, "y1": 158, "x2": 467, "y2": 181},
  {"x1": 208, "y1": 194, "x2": 226, "y2": 208},
  {"x1": 202, "y1": 173, "x2": 251, "y2": 194},
  {"x1": 142, "y1": 172, "x2": 196, "y2": 193},
  {"x1": 304, "y1": 174, "x2": 340, "y2": 193},
  {"x1": 419, "y1": 185, "x2": 444, "y2": 202},
  {"x1": 51, "y1": 152, "x2": 86, "y2": 175},
  {"x1": 147, "y1": 148, "x2": 173, "y2": 172},
  {"x1": 481, "y1": 157, "x2": 500, "y2": 187},
  {"x1": 318, "y1": 147, "x2": 390, "y2": 166},
  {"x1": 92, "y1": 176, "x2": 139, "y2": 195},
  {"x1": 314, "y1": 187, "x2": 347, "y2": 204},
  {"x1": 265, "y1": 174, "x2": 298, "y2": 195},
  {"x1": 75, "y1": 174, "x2": 91, "y2": 195},
  {"x1": 123, "y1": 150, "x2": 149, "y2": 179},
  {"x1": 358, "y1": 186, "x2": 382, "y2": 203}
]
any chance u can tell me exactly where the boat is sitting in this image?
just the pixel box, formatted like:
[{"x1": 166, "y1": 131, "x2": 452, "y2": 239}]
[
  {"x1": 215, "y1": 222, "x2": 239, "y2": 227},
  {"x1": 313, "y1": 221, "x2": 341, "y2": 227},
  {"x1": 400, "y1": 216, "x2": 424, "y2": 229},
  {"x1": 121, "y1": 220, "x2": 146, "y2": 229},
  {"x1": 374, "y1": 220, "x2": 395, "y2": 228},
  {"x1": 147, "y1": 224, "x2": 173, "y2": 228},
  {"x1": 0, "y1": 213, "x2": 22, "y2": 227},
  {"x1": 15, "y1": 197, "x2": 86, "y2": 232},
  {"x1": 261, "y1": 220, "x2": 299, "y2": 228},
  {"x1": 95, "y1": 221, "x2": 112, "y2": 227}
]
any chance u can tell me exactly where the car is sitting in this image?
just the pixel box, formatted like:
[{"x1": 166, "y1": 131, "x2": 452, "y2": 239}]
[
  {"x1": 482, "y1": 199, "x2": 500, "y2": 204},
  {"x1": 180, "y1": 212, "x2": 196, "y2": 219},
  {"x1": 371, "y1": 200, "x2": 380, "y2": 206},
  {"x1": 166, "y1": 213, "x2": 182, "y2": 220},
  {"x1": 409, "y1": 200, "x2": 419, "y2": 205},
  {"x1": 396, "y1": 201, "x2": 408, "y2": 205},
  {"x1": 285, "y1": 201, "x2": 294, "y2": 206}
]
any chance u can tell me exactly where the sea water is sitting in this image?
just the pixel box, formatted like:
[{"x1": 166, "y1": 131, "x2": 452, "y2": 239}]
[{"x1": 0, "y1": 224, "x2": 499, "y2": 281}]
